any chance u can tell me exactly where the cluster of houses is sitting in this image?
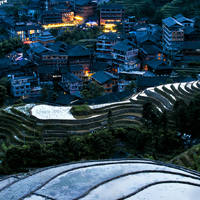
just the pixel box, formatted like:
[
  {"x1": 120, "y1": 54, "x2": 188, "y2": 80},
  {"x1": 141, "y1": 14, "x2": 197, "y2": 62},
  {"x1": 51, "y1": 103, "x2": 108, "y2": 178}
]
[{"x1": 0, "y1": 0, "x2": 200, "y2": 104}]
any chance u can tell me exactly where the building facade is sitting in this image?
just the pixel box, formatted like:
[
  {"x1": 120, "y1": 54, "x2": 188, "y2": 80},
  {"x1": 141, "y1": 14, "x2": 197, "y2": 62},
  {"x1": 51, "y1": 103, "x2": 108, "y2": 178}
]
[
  {"x1": 162, "y1": 17, "x2": 184, "y2": 51},
  {"x1": 100, "y1": 4, "x2": 124, "y2": 26}
]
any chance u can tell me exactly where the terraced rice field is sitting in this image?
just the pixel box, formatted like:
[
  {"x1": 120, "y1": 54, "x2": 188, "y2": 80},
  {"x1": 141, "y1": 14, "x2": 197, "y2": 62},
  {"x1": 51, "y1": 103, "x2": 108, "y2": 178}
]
[
  {"x1": 1, "y1": 81, "x2": 200, "y2": 145},
  {"x1": 0, "y1": 159, "x2": 200, "y2": 200}
]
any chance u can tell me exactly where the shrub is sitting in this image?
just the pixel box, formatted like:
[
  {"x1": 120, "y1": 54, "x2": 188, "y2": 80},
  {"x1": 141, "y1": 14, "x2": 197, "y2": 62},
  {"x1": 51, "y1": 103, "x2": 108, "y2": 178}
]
[{"x1": 70, "y1": 104, "x2": 93, "y2": 115}]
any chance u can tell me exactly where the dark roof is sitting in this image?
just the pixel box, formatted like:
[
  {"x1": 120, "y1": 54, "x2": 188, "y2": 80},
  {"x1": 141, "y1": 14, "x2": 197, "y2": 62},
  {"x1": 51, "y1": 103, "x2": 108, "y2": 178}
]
[
  {"x1": 182, "y1": 56, "x2": 200, "y2": 62},
  {"x1": 121, "y1": 39, "x2": 137, "y2": 47},
  {"x1": 37, "y1": 66, "x2": 54, "y2": 74},
  {"x1": 139, "y1": 35, "x2": 158, "y2": 45},
  {"x1": 74, "y1": 0, "x2": 96, "y2": 5},
  {"x1": 63, "y1": 73, "x2": 82, "y2": 83},
  {"x1": 3, "y1": 17, "x2": 15, "y2": 25},
  {"x1": 75, "y1": 90, "x2": 133, "y2": 105},
  {"x1": 31, "y1": 46, "x2": 48, "y2": 54},
  {"x1": 139, "y1": 17, "x2": 150, "y2": 21},
  {"x1": 140, "y1": 45, "x2": 164, "y2": 55},
  {"x1": 96, "y1": 52, "x2": 113, "y2": 60},
  {"x1": 0, "y1": 59, "x2": 10, "y2": 69},
  {"x1": 67, "y1": 45, "x2": 91, "y2": 57},
  {"x1": 91, "y1": 71, "x2": 118, "y2": 84},
  {"x1": 176, "y1": 16, "x2": 193, "y2": 23},
  {"x1": 60, "y1": 66, "x2": 69, "y2": 74},
  {"x1": 144, "y1": 58, "x2": 173, "y2": 70},
  {"x1": 137, "y1": 76, "x2": 196, "y2": 87},
  {"x1": 183, "y1": 41, "x2": 200, "y2": 50},
  {"x1": 15, "y1": 24, "x2": 42, "y2": 31},
  {"x1": 162, "y1": 17, "x2": 183, "y2": 27},
  {"x1": 100, "y1": 4, "x2": 124, "y2": 9},
  {"x1": 17, "y1": 59, "x2": 29, "y2": 67},
  {"x1": 90, "y1": 62, "x2": 108, "y2": 71},
  {"x1": 70, "y1": 65, "x2": 84, "y2": 72},
  {"x1": 112, "y1": 42, "x2": 133, "y2": 52},
  {"x1": 98, "y1": 32, "x2": 119, "y2": 41},
  {"x1": 183, "y1": 27, "x2": 198, "y2": 34},
  {"x1": 174, "y1": 14, "x2": 184, "y2": 19},
  {"x1": 45, "y1": 90, "x2": 77, "y2": 105}
]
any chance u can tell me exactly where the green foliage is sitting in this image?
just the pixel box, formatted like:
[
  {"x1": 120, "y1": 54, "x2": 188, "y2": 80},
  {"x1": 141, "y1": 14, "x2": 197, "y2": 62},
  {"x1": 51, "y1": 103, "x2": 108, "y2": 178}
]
[
  {"x1": 52, "y1": 93, "x2": 58, "y2": 101},
  {"x1": 166, "y1": 79, "x2": 174, "y2": 84},
  {"x1": 20, "y1": 14, "x2": 29, "y2": 22},
  {"x1": 14, "y1": 99, "x2": 23, "y2": 104},
  {"x1": 49, "y1": 28, "x2": 59, "y2": 37},
  {"x1": 151, "y1": 10, "x2": 165, "y2": 25},
  {"x1": 56, "y1": 27, "x2": 103, "y2": 44},
  {"x1": 0, "y1": 27, "x2": 8, "y2": 36},
  {"x1": 125, "y1": 80, "x2": 137, "y2": 91},
  {"x1": 41, "y1": 87, "x2": 48, "y2": 100},
  {"x1": 70, "y1": 104, "x2": 93, "y2": 115},
  {"x1": 81, "y1": 82, "x2": 104, "y2": 99},
  {"x1": 0, "y1": 85, "x2": 8, "y2": 107},
  {"x1": 194, "y1": 16, "x2": 200, "y2": 30},
  {"x1": 0, "y1": 37, "x2": 27, "y2": 58}
]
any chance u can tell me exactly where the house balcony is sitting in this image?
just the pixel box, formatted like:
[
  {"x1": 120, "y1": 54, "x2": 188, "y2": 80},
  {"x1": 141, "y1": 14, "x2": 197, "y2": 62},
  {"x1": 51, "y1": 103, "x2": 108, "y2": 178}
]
[
  {"x1": 96, "y1": 48, "x2": 112, "y2": 51},
  {"x1": 96, "y1": 42, "x2": 111, "y2": 46}
]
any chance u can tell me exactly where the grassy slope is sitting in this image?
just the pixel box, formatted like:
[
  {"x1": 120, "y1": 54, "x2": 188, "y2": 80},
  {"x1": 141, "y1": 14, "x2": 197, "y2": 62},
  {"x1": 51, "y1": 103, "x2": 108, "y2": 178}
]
[{"x1": 169, "y1": 143, "x2": 200, "y2": 171}]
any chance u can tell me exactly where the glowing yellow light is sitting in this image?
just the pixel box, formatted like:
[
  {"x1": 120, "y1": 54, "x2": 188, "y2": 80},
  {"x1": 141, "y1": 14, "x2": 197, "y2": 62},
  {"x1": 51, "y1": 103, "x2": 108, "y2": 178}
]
[
  {"x1": 74, "y1": 16, "x2": 83, "y2": 20},
  {"x1": 42, "y1": 23, "x2": 76, "y2": 29}
]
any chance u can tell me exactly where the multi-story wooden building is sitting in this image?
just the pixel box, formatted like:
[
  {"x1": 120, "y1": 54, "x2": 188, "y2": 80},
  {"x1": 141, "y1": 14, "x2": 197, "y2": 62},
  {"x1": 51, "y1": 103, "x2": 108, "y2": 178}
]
[
  {"x1": 112, "y1": 40, "x2": 138, "y2": 70},
  {"x1": 96, "y1": 32, "x2": 119, "y2": 54},
  {"x1": 100, "y1": 4, "x2": 124, "y2": 26},
  {"x1": 74, "y1": 0, "x2": 97, "y2": 21},
  {"x1": 42, "y1": 51, "x2": 68, "y2": 69},
  {"x1": 91, "y1": 70, "x2": 118, "y2": 94},
  {"x1": 162, "y1": 17, "x2": 184, "y2": 51}
]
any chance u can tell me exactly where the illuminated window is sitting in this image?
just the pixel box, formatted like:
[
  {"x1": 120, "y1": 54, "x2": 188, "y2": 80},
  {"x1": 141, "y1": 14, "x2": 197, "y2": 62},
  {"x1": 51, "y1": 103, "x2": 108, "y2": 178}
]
[{"x1": 143, "y1": 65, "x2": 148, "y2": 71}]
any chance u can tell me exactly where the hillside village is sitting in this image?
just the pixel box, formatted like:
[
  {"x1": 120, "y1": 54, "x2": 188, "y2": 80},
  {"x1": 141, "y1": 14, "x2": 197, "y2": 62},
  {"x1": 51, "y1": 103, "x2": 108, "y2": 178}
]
[{"x1": 0, "y1": 0, "x2": 199, "y2": 106}]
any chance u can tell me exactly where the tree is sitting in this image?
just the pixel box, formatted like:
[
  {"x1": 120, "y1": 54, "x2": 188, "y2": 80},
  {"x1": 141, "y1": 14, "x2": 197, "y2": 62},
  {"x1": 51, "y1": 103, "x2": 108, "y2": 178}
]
[
  {"x1": 151, "y1": 10, "x2": 165, "y2": 25},
  {"x1": 194, "y1": 16, "x2": 200, "y2": 30},
  {"x1": 159, "y1": 110, "x2": 168, "y2": 132},
  {"x1": 81, "y1": 82, "x2": 104, "y2": 99},
  {"x1": 0, "y1": 85, "x2": 8, "y2": 107},
  {"x1": 166, "y1": 79, "x2": 174, "y2": 84},
  {"x1": 142, "y1": 102, "x2": 157, "y2": 134},
  {"x1": 20, "y1": 14, "x2": 29, "y2": 22},
  {"x1": 113, "y1": 23, "x2": 123, "y2": 33},
  {"x1": 191, "y1": 72, "x2": 197, "y2": 79},
  {"x1": 125, "y1": 80, "x2": 137, "y2": 91},
  {"x1": 41, "y1": 87, "x2": 48, "y2": 100},
  {"x1": 52, "y1": 93, "x2": 58, "y2": 101},
  {"x1": 50, "y1": 28, "x2": 59, "y2": 37},
  {"x1": 107, "y1": 109, "x2": 113, "y2": 130}
]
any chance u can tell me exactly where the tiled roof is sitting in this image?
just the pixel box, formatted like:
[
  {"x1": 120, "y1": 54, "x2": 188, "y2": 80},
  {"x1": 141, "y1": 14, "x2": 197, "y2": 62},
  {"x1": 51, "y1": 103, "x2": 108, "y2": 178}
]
[
  {"x1": 144, "y1": 58, "x2": 173, "y2": 70},
  {"x1": 100, "y1": 4, "x2": 124, "y2": 9},
  {"x1": 174, "y1": 14, "x2": 184, "y2": 19},
  {"x1": 60, "y1": 66, "x2": 69, "y2": 74},
  {"x1": 17, "y1": 59, "x2": 29, "y2": 67},
  {"x1": 45, "y1": 90, "x2": 77, "y2": 105},
  {"x1": 162, "y1": 17, "x2": 183, "y2": 27},
  {"x1": 137, "y1": 76, "x2": 196, "y2": 87},
  {"x1": 96, "y1": 52, "x2": 113, "y2": 60},
  {"x1": 74, "y1": 0, "x2": 96, "y2": 5},
  {"x1": 183, "y1": 27, "x2": 198, "y2": 34},
  {"x1": 183, "y1": 41, "x2": 200, "y2": 50},
  {"x1": 37, "y1": 65, "x2": 54, "y2": 74},
  {"x1": 67, "y1": 45, "x2": 91, "y2": 56},
  {"x1": 30, "y1": 46, "x2": 48, "y2": 54},
  {"x1": 91, "y1": 71, "x2": 118, "y2": 84},
  {"x1": 0, "y1": 59, "x2": 10, "y2": 69},
  {"x1": 90, "y1": 62, "x2": 108, "y2": 71},
  {"x1": 76, "y1": 90, "x2": 133, "y2": 105},
  {"x1": 176, "y1": 16, "x2": 194, "y2": 23},
  {"x1": 70, "y1": 65, "x2": 84, "y2": 72},
  {"x1": 112, "y1": 42, "x2": 133, "y2": 52},
  {"x1": 15, "y1": 25, "x2": 42, "y2": 31},
  {"x1": 140, "y1": 45, "x2": 164, "y2": 54},
  {"x1": 139, "y1": 35, "x2": 158, "y2": 44},
  {"x1": 98, "y1": 32, "x2": 119, "y2": 41},
  {"x1": 63, "y1": 73, "x2": 82, "y2": 83}
]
